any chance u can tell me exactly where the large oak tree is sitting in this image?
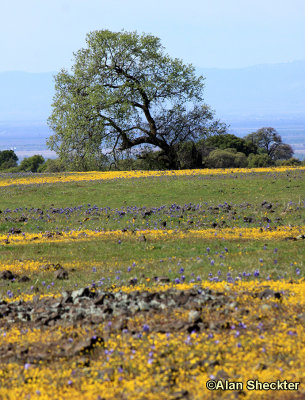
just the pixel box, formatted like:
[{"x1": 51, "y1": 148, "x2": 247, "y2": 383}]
[{"x1": 47, "y1": 30, "x2": 226, "y2": 170}]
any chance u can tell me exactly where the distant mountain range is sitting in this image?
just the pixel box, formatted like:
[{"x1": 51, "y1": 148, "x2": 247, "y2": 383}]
[
  {"x1": 197, "y1": 59, "x2": 305, "y2": 124},
  {"x1": 0, "y1": 59, "x2": 305, "y2": 123},
  {"x1": 0, "y1": 60, "x2": 304, "y2": 156}
]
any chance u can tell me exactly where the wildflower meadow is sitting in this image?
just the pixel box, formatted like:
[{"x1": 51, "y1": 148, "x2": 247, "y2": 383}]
[{"x1": 0, "y1": 166, "x2": 304, "y2": 399}]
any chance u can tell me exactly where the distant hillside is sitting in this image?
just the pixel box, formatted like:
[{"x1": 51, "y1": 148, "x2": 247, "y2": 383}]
[
  {"x1": 197, "y1": 59, "x2": 305, "y2": 122},
  {"x1": 1, "y1": 61, "x2": 305, "y2": 123}
]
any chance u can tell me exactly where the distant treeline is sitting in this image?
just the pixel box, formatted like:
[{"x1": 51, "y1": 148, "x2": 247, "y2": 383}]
[{"x1": 0, "y1": 129, "x2": 303, "y2": 173}]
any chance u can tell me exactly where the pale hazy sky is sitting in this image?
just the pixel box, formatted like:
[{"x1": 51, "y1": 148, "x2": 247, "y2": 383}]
[{"x1": 1, "y1": 0, "x2": 305, "y2": 72}]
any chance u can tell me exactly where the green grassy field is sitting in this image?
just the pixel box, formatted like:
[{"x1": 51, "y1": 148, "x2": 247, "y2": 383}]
[
  {"x1": 1, "y1": 170, "x2": 304, "y2": 210},
  {"x1": 0, "y1": 169, "x2": 304, "y2": 297}
]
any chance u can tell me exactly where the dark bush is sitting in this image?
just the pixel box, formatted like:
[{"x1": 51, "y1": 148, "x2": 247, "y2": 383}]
[
  {"x1": 275, "y1": 158, "x2": 302, "y2": 166},
  {"x1": 37, "y1": 158, "x2": 67, "y2": 173},
  {"x1": 234, "y1": 152, "x2": 248, "y2": 167},
  {"x1": 247, "y1": 153, "x2": 272, "y2": 168},
  {"x1": 176, "y1": 142, "x2": 202, "y2": 169},
  {"x1": 204, "y1": 134, "x2": 257, "y2": 156},
  {"x1": 204, "y1": 149, "x2": 236, "y2": 168},
  {"x1": 0, "y1": 150, "x2": 18, "y2": 170},
  {"x1": 19, "y1": 155, "x2": 45, "y2": 172},
  {"x1": 270, "y1": 143, "x2": 294, "y2": 161}
]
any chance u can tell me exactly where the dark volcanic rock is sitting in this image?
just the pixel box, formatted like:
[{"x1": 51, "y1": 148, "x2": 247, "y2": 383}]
[
  {"x1": 18, "y1": 276, "x2": 31, "y2": 283},
  {"x1": 156, "y1": 276, "x2": 170, "y2": 283},
  {"x1": 261, "y1": 201, "x2": 273, "y2": 210},
  {"x1": 0, "y1": 270, "x2": 17, "y2": 280},
  {"x1": 71, "y1": 336, "x2": 104, "y2": 356},
  {"x1": 0, "y1": 286, "x2": 228, "y2": 330},
  {"x1": 54, "y1": 268, "x2": 69, "y2": 280},
  {"x1": 9, "y1": 228, "x2": 22, "y2": 234},
  {"x1": 138, "y1": 234, "x2": 147, "y2": 242}
]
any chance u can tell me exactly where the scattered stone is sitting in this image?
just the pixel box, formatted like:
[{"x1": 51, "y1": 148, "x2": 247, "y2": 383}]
[
  {"x1": 77, "y1": 232, "x2": 88, "y2": 238},
  {"x1": 157, "y1": 277, "x2": 170, "y2": 283},
  {"x1": 69, "y1": 336, "x2": 104, "y2": 356},
  {"x1": 296, "y1": 313, "x2": 305, "y2": 323},
  {"x1": 0, "y1": 285, "x2": 290, "y2": 349},
  {"x1": 216, "y1": 369, "x2": 230, "y2": 381},
  {"x1": 296, "y1": 234, "x2": 305, "y2": 240},
  {"x1": 9, "y1": 228, "x2": 22, "y2": 234},
  {"x1": 39, "y1": 264, "x2": 54, "y2": 271},
  {"x1": 260, "y1": 304, "x2": 271, "y2": 313},
  {"x1": 40, "y1": 263, "x2": 63, "y2": 271},
  {"x1": 61, "y1": 291, "x2": 73, "y2": 304},
  {"x1": 42, "y1": 232, "x2": 55, "y2": 238},
  {"x1": 258, "y1": 288, "x2": 275, "y2": 299},
  {"x1": 17, "y1": 216, "x2": 27, "y2": 222},
  {"x1": 94, "y1": 293, "x2": 115, "y2": 306},
  {"x1": 18, "y1": 276, "x2": 31, "y2": 283},
  {"x1": 138, "y1": 234, "x2": 147, "y2": 242},
  {"x1": 188, "y1": 310, "x2": 200, "y2": 323},
  {"x1": 261, "y1": 201, "x2": 273, "y2": 209},
  {"x1": 54, "y1": 269, "x2": 69, "y2": 280},
  {"x1": 257, "y1": 289, "x2": 281, "y2": 301},
  {"x1": 172, "y1": 390, "x2": 189, "y2": 400},
  {"x1": 0, "y1": 270, "x2": 16, "y2": 280},
  {"x1": 71, "y1": 287, "x2": 96, "y2": 301}
]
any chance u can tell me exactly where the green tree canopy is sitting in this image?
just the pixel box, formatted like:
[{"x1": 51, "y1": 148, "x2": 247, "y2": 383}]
[
  {"x1": 47, "y1": 30, "x2": 226, "y2": 170},
  {"x1": 245, "y1": 127, "x2": 282, "y2": 156},
  {"x1": 204, "y1": 133, "x2": 257, "y2": 156},
  {"x1": 269, "y1": 143, "x2": 294, "y2": 160},
  {"x1": 247, "y1": 153, "x2": 271, "y2": 168},
  {"x1": 245, "y1": 127, "x2": 294, "y2": 161},
  {"x1": 205, "y1": 149, "x2": 236, "y2": 168},
  {"x1": 0, "y1": 150, "x2": 18, "y2": 170},
  {"x1": 204, "y1": 149, "x2": 248, "y2": 168},
  {"x1": 19, "y1": 155, "x2": 45, "y2": 172}
]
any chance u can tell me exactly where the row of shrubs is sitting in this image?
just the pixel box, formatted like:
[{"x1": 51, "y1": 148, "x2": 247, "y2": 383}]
[
  {"x1": 0, "y1": 153, "x2": 46, "y2": 173},
  {"x1": 114, "y1": 133, "x2": 302, "y2": 170},
  {"x1": 0, "y1": 152, "x2": 303, "y2": 174},
  {"x1": 115, "y1": 149, "x2": 302, "y2": 171},
  {"x1": 0, "y1": 133, "x2": 303, "y2": 173}
]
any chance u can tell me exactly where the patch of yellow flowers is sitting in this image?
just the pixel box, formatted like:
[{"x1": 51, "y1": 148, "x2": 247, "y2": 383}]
[
  {"x1": 0, "y1": 226, "x2": 304, "y2": 246},
  {"x1": 0, "y1": 166, "x2": 304, "y2": 187},
  {"x1": 0, "y1": 280, "x2": 305, "y2": 399}
]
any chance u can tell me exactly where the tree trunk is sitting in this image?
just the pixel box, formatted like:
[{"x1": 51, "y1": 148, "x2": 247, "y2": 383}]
[{"x1": 164, "y1": 147, "x2": 180, "y2": 170}]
